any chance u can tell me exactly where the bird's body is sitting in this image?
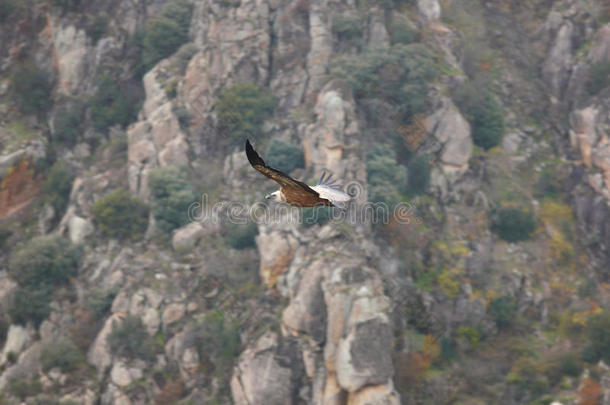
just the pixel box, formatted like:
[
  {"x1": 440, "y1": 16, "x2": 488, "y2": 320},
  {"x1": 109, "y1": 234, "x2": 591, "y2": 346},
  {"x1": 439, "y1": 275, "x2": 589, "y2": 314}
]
[{"x1": 245, "y1": 139, "x2": 351, "y2": 208}]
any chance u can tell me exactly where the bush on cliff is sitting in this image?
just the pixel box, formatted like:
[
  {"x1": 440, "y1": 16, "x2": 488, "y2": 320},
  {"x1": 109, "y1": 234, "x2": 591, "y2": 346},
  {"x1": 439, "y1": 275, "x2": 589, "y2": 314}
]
[
  {"x1": 216, "y1": 82, "x2": 276, "y2": 146},
  {"x1": 149, "y1": 165, "x2": 197, "y2": 234},
  {"x1": 93, "y1": 188, "x2": 149, "y2": 240}
]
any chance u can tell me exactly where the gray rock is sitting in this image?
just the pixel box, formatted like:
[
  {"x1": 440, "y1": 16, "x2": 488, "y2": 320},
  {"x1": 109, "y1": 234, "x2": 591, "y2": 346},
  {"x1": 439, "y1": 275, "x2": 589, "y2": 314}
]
[
  {"x1": 231, "y1": 332, "x2": 296, "y2": 405},
  {"x1": 162, "y1": 303, "x2": 186, "y2": 328},
  {"x1": 0, "y1": 325, "x2": 31, "y2": 367},
  {"x1": 417, "y1": 0, "x2": 441, "y2": 22},
  {"x1": 256, "y1": 229, "x2": 298, "y2": 287},
  {"x1": 502, "y1": 132, "x2": 523, "y2": 155},
  {"x1": 426, "y1": 96, "x2": 472, "y2": 178},
  {"x1": 0, "y1": 342, "x2": 42, "y2": 390},
  {"x1": 282, "y1": 261, "x2": 327, "y2": 342},
  {"x1": 87, "y1": 313, "x2": 124, "y2": 377},
  {"x1": 110, "y1": 361, "x2": 132, "y2": 387},
  {"x1": 38, "y1": 203, "x2": 56, "y2": 234},
  {"x1": 68, "y1": 214, "x2": 94, "y2": 244},
  {"x1": 543, "y1": 19, "x2": 574, "y2": 99},
  {"x1": 346, "y1": 381, "x2": 401, "y2": 405},
  {"x1": 172, "y1": 221, "x2": 218, "y2": 252},
  {"x1": 336, "y1": 318, "x2": 394, "y2": 392}
]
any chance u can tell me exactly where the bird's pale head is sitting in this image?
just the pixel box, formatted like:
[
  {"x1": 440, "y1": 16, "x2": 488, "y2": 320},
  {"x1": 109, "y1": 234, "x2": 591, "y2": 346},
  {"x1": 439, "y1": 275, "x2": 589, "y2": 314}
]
[{"x1": 265, "y1": 190, "x2": 281, "y2": 201}]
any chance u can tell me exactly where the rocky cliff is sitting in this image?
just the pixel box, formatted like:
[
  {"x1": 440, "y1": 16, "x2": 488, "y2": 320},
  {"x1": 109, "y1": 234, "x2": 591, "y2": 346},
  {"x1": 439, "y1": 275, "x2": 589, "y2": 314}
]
[{"x1": 1, "y1": 0, "x2": 610, "y2": 404}]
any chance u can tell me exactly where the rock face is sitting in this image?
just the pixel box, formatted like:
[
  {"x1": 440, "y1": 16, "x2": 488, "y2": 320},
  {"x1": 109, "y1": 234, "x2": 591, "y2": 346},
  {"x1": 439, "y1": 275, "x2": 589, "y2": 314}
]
[
  {"x1": 3, "y1": 0, "x2": 610, "y2": 404},
  {"x1": 542, "y1": 3, "x2": 610, "y2": 273},
  {"x1": 425, "y1": 96, "x2": 472, "y2": 176},
  {"x1": 302, "y1": 81, "x2": 363, "y2": 180},
  {"x1": 257, "y1": 228, "x2": 298, "y2": 287},
  {"x1": 87, "y1": 313, "x2": 125, "y2": 377},
  {"x1": 128, "y1": 63, "x2": 190, "y2": 201},
  {"x1": 231, "y1": 332, "x2": 300, "y2": 405}
]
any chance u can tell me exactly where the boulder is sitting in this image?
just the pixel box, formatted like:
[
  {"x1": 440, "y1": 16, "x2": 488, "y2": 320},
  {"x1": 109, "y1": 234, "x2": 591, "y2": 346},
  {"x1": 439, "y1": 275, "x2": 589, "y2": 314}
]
[
  {"x1": 87, "y1": 313, "x2": 124, "y2": 377},
  {"x1": 68, "y1": 214, "x2": 94, "y2": 244},
  {"x1": 172, "y1": 221, "x2": 218, "y2": 252},
  {"x1": 0, "y1": 325, "x2": 31, "y2": 367},
  {"x1": 425, "y1": 96, "x2": 472, "y2": 175},
  {"x1": 417, "y1": 0, "x2": 441, "y2": 23},
  {"x1": 0, "y1": 342, "x2": 42, "y2": 390},
  {"x1": 162, "y1": 303, "x2": 186, "y2": 328}
]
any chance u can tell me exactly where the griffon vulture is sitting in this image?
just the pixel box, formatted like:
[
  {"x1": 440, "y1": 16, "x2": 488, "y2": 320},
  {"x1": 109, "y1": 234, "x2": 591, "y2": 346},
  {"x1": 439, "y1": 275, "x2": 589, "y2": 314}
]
[{"x1": 245, "y1": 139, "x2": 351, "y2": 208}]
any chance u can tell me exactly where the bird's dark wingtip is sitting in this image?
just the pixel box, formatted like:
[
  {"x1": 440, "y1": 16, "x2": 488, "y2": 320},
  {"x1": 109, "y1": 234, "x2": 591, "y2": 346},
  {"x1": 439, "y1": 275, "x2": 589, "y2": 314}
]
[{"x1": 245, "y1": 138, "x2": 265, "y2": 167}]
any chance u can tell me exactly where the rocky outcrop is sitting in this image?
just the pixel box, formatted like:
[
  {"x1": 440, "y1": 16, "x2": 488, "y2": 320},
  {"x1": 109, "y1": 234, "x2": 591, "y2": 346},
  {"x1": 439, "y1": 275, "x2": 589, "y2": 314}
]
[
  {"x1": 0, "y1": 325, "x2": 32, "y2": 367},
  {"x1": 425, "y1": 96, "x2": 472, "y2": 176},
  {"x1": 87, "y1": 313, "x2": 125, "y2": 377},
  {"x1": 128, "y1": 62, "x2": 190, "y2": 200},
  {"x1": 302, "y1": 80, "x2": 367, "y2": 199},
  {"x1": 231, "y1": 332, "x2": 301, "y2": 405},
  {"x1": 257, "y1": 227, "x2": 298, "y2": 287}
]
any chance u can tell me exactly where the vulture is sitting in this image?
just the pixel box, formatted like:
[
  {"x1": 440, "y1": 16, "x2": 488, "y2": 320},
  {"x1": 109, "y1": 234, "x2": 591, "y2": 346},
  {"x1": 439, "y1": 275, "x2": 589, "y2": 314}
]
[{"x1": 245, "y1": 139, "x2": 351, "y2": 208}]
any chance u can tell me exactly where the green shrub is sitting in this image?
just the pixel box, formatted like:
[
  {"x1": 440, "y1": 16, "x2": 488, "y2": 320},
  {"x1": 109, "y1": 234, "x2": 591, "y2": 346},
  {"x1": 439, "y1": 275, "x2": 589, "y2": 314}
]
[
  {"x1": 90, "y1": 75, "x2": 137, "y2": 132},
  {"x1": 92, "y1": 188, "x2": 149, "y2": 240},
  {"x1": 331, "y1": 13, "x2": 363, "y2": 44},
  {"x1": 0, "y1": 0, "x2": 17, "y2": 22},
  {"x1": 52, "y1": 103, "x2": 83, "y2": 146},
  {"x1": 584, "y1": 311, "x2": 610, "y2": 364},
  {"x1": 587, "y1": 61, "x2": 610, "y2": 95},
  {"x1": 11, "y1": 63, "x2": 53, "y2": 115},
  {"x1": 491, "y1": 206, "x2": 536, "y2": 242},
  {"x1": 407, "y1": 155, "x2": 430, "y2": 195},
  {"x1": 545, "y1": 352, "x2": 582, "y2": 385},
  {"x1": 225, "y1": 222, "x2": 258, "y2": 249},
  {"x1": 301, "y1": 206, "x2": 334, "y2": 227},
  {"x1": 51, "y1": 0, "x2": 80, "y2": 11},
  {"x1": 487, "y1": 295, "x2": 517, "y2": 330},
  {"x1": 40, "y1": 337, "x2": 82, "y2": 373},
  {"x1": 8, "y1": 235, "x2": 80, "y2": 287},
  {"x1": 0, "y1": 225, "x2": 12, "y2": 250},
  {"x1": 454, "y1": 82, "x2": 504, "y2": 150},
  {"x1": 9, "y1": 285, "x2": 53, "y2": 327},
  {"x1": 330, "y1": 44, "x2": 438, "y2": 120},
  {"x1": 535, "y1": 166, "x2": 562, "y2": 198},
  {"x1": 41, "y1": 162, "x2": 74, "y2": 214},
  {"x1": 172, "y1": 104, "x2": 191, "y2": 129},
  {"x1": 142, "y1": 0, "x2": 193, "y2": 72},
  {"x1": 367, "y1": 143, "x2": 406, "y2": 207},
  {"x1": 0, "y1": 317, "x2": 8, "y2": 346},
  {"x1": 85, "y1": 288, "x2": 117, "y2": 318},
  {"x1": 439, "y1": 337, "x2": 456, "y2": 363},
  {"x1": 174, "y1": 43, "x2": 198, "y2": 72},
  {"x1": 107, "y1": 315, "x2": 154, "y2": 361},
  {"x1": 6, "y1": 376, "x2": 42, "y2": 401},
  {"x1": 86, "y1": 15, "x2": 108, "y2": 44},
  {"x1": 216, "y1": 82, "x2": 276, "y2": 146},
  {"x1": 264, "y1": 139, "x2": 304, "y2": 173},
  {"x1": 390, "y1": 18, "x2": 417, "y2": 45},
  {"x1": 149, "y1": 165, "x2": 196, "y2": 234},
  {"x1": 189, "y1": 310, "x2": 240, "y2": 372}
]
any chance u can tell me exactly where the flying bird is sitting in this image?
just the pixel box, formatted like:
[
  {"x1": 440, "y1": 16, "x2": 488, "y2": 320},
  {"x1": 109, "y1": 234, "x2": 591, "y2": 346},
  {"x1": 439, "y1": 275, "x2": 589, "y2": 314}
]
[{"x1": 245, "y1": 139, "x2": 351, "y2": 208}]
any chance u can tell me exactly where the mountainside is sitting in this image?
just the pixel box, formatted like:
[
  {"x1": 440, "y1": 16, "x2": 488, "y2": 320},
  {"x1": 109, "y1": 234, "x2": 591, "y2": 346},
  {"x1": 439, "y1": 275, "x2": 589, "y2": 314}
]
[{"x1": 0, "y1": 0, "x2": 610, "y2": 404}]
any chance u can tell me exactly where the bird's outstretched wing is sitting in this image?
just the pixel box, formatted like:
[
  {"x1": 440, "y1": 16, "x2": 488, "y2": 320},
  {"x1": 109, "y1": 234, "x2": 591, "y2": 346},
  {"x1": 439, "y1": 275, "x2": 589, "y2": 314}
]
[
  {"x1": 311, "y1": 170, "x2": 351, "y2": 208},
  {"x1": 245, "y1": 139, "x2": 319, "y2": 196}
]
